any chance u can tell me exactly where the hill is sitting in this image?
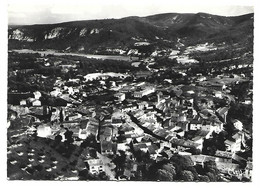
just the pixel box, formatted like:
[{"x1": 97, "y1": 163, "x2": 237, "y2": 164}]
[{"x1": 8, "y1": 12, "x2": 254, "y2": 54}]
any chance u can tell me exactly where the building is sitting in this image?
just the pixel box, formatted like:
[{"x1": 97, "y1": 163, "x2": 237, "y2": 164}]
[
  {"x1": 133, "y1": 87, "x2": 155, "y2": 98},
  {"x1": 135, "y1": 71, "x2": 152, "y2": 79},
  {"x1": 33, "y1": 91, "x2": 42, "y2": 100},
  {"x1": 99, "y1": 126, "x2": 112, "y2": 141},
  {"x1": 190, "y1": 155, "x2": 232, "y2": 168},
  {"x1": 133, "y1": 143, "x2": 149, "y2": 153},
  {"x1": 137, "y1": 101, "x2": 149, "y2": 110},
  {"x1": 225, "y1": 137, "x2": 241, "y2": 153},
  {"x1": 189, "y1": 120, "x2": 202, "y2": 130},
  {"x1": 20, "y1": 99, "x2": 27, "y2": 106},
  {"x1": 232, "y1": 119, "x2": 243, "y2": 131},
  {"x1": 86, "y1": 118, "x2": 99, "y2": 138},
  {"x1": 216, "y1": 107, "x2": 229, "y2": 123},
  {"x1": 114, "y1": 93, "x2": 126, "y2": 102},
  {"x1": 37, "y1": 124, "x2": 52, "y2": 138},
  {"x1": 101, "y1": 140, "x2": 116, "y2": 155},
  {"x1": 78, "y1": 129, "x2": 88, "y2": 139},
  {"x1": 215, "y1": 150, "x2": 234, "y2": 159},
  {"x1": 86, "y1": 158, "x2": 104, "y2": 174},
  {"x1": 32, "y1": 99, "x2": 41, "y2": 107}
]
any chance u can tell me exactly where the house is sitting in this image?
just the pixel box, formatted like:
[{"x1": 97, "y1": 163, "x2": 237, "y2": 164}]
[
  {"x1": 232, "y1": 131, "x2": 244, "y2": 144},
  {"x1": 140, "y1": 111, "x2": 157, "y2": 122},
  {"x1": 33, "y1": 91, "x2": 42, "y2": 100},
  {"x1": 133, "y1": 143, "x2": 148, "y2": 152},
  {"x1": 78, "y1": 129, "x2": 88, "y2": 139},
  {"x1": 215, "y1": 150, "x2": 234, "y2": 159},
  {"x1": 133, "y1": 86, "x2": 155, "y2": 98},
  {"x1": 197, "y1": 76, "x2": 206, "y2": 82},
  {"x1": 121, "y1": 104, "x2": 137, "y2": 113},
  {"x1": 32, "y1": 99, "x2": 41, "y2": 107},
  {"x1": 155, "y1": 129, "x2": 168, "y2": 138},
  {"x1": 178, "y1": 151, "x2": 192, "y2": 156},
  {"x1": 189, "y1": 120, "x2": 202, "y2": 130},
  {"x1": 216, "y1": 107, "x2": 229, "y2": 123},
  {"x1": 244, "y1": 161, "x2": 252, "y2": 179},
  {"x1": 201, "y1": 120, "x2": 216, "y2": 133},
  {"x1": 81, "y1": 148, "x2": 97, "y2": 160},
  {"x1": 148, "y1": 144, "x2": 160, "y2": 159},
  {"x1": 120, "y1": 124, "x2": 135, "y2": 135},
  {"x1": 232, "y1": 119, "x2": 243, "y2": 131},
  {"x1": 114, "y1": 93, "x2": 126, "y2": 102},
  {"x1": 86, "y1": 118, "x2": 99, "y2": 137},
  {"x1": 242, "y1": 97, "x2": 252, "y2": 105},
  {"x1": 137, "y1": 101, "x2": 149, "y2": 110},
  {"x1": 120, "y1": 85, "x2": 136, "y2": 93},
  {"x1": 165, "y1": 134, "x2": 177, "y2": 141},
  {"x1": 177, "y1": 113, "x2": 187, "y2": 122},
  {"x1": 189, "y1": 155, "x2": 206, "y2": 166},
  {"x1": 175, "y1": 129, "x2": 185, "y2": 137},
  {"x1": 175, "y1": 121, "x2": 189, "y2": 132},
  {"x1": 86, "y1": 158, "x2": 104, "y2": 174},
  {"x1": 182, "y1": 97, "x2": 194, "y2": 106},
  {"x1": 100, "y1": 126, "x2": 113, "y2": 142},
  {"x1": 171, "y1": 138, "x2": 202, "y2": 152},
  {"x1": 117, "y1": 142, "x2": 129, "y2": 151},
  {"x1": 20, "y1": 99, "x2": 27, "y2": 106},
  {"x1": 214, "y1": 91, "x2": 223, "y2": 98},
  {"x1": 195, "y1": 130, "x2": 212, "y2": 139},
  {"x1": 101, "y1": 140, "x2": 115, "y2": 155},
  {"x1": 161, "y1": 149, "x2": 174, "y2": 159},
  {"x1": 225, "y1": 138, "x2": 241, "y2": 153},
  {"x1": 133, "y1": 109, "x2": 145, "y2": 119},
  {"x1": 190, "y1": 154, "x2": 230, "y2": 168},
  {"x1": 135, "y1": 71, "x2": 152, "y2": 79},
  {"x1": 37, "y1": 124, "x2": 52, "y2": 138},
  {"x1": 207, "y1": 81, "x2": 226, "y2": 91},
  {"x1": 66, "y1": 113, "x2": 82, "y2": 121},
  {"x1": 50, "y1": 88, "x2": 62, "y2": 97},
  {"x1": 212, "y1": 121, "x2": 224, "y2": 133},
  {"x1": 159, "y1": 141, "x2": 172, "y2": 150},
  {"x1": 191, "y1": 136, "x2": 204, "y2": 148}
]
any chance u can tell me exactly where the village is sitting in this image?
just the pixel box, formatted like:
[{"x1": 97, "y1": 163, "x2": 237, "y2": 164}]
[{"x1": 7, "y1": 47, "x2": 253, "y2": 181}]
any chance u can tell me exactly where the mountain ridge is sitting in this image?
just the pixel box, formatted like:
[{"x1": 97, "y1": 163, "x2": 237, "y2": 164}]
[{"x1": 8, "y1": 12, "x2": 254, "y2": 54}]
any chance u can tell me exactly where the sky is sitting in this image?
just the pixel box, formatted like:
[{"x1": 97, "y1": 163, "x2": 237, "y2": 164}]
[{"x1": 7, "y1": 0, "x2": 254, "y2": 25}]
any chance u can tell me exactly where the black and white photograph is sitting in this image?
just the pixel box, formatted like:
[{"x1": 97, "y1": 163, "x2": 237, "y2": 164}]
[{"x1": 3, "y1": 0, "x2": 257, "y2": 183}]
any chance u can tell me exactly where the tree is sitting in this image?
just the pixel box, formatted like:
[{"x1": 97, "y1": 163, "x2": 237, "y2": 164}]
[
  {"x1": 180, "y1": 170, "x2": 194, "y2": 181},
  {"x1": 63, "y1": 130, "x2": 74, "y2": 156},
  {"x1": 55, "y1": 134, "x2": 62, "y2": 143},
  {"x1": 204, "y1": 160, "x2": 219, "y2": 175},
  {"x1": 170, "y1": 154, "x2": 194, "y2": 174},
  {"x1": 186, "y1": 166, "x2": 199, "y2": 180},
  {"x1": 113, "y1": 150, "x2": 127, "y2": 176},
  {"x1": 204, "y1": 161, "x2": 220, "y2": 181},
  {"x1": 59, "y1": 108, "x2": 64, "y2": 122},
  {"x1": 187, "y1": 146, "x2": 201, "y2": 155},
  {"x1": 53, "y1": 134, "x2": 62, "y2": 147},
  {"x1": 157, "y1": 169, "x2": 173, "y2": 181},
  {"x1": 206, "y1": 172, "x2": 216, "y2": 181},
  {"x1": 162, "y1": 163, "x2": 177, "y2": 180},
  {"x1": 199, "y1": 175, "x2": 210, "y2": 182},
  {"x1": 80, "y1": 134, "x2": 98, "y2": 150},
  {"x1": 98, "y1": 171, "x2": 110, "y2": 180},
  {"x1": 78, "y1": 169, "x2": 89, "y2": 180}
]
